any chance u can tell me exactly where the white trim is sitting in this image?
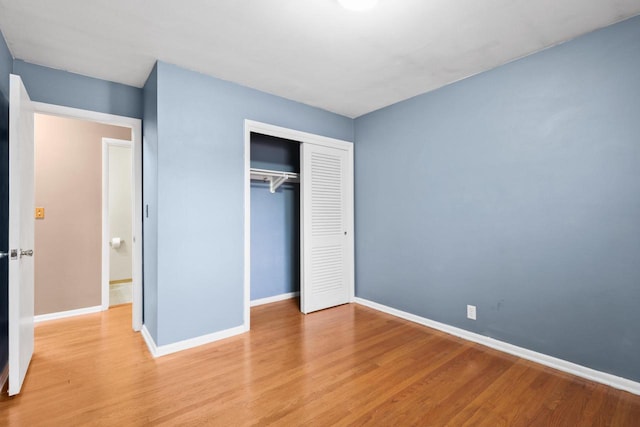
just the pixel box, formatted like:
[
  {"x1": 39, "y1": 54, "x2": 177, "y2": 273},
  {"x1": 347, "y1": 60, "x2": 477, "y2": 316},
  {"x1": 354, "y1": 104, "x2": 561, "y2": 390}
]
[
  {"x1": 346, "y1": 140, "x2": 355, "y2": 304},
  {"x1": 33, "y1": 102, "x2": 140, "y2": 128},
  {"x1": 244, "y1": 120, "x2": 355, "y2": 328},
  {"x1": 101, "y1": 138, "x2": 133, "y2": 312},
  {"x1": 0, "y1": 363, "x2": 7, "y2": 391},
  {"x1": 33, "y1": 102, "x2": 143, "y2": 332},
  {"x1": 141, "y1": 324, "x2": 248, "y2": 358},
  {"x1": 245, "y1": 120, "x2": 353, "y2": 151},
  {"x1": 354, "y1": 297, "x2": 640, "y2": 396},
  {"x1": 244, "y1": 122, "x2": 251, "y2": 330},
  {"x1": 140, "y1": 326, "x2": 158, "y2": 357},
  {"x1": 250, "y1": 292, "x2": 299, "y2": 307},
  {"x1": 101, "y1": 140, "x2": 108, "y2": 311},
  {"x1": 34, "y1": 305, "x2": 103, "y2": 323}
]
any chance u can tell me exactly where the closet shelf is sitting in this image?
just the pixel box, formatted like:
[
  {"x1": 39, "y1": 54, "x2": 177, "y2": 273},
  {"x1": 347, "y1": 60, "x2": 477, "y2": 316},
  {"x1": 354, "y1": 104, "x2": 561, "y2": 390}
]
[{"x1": 250, "y1": 168, "x2": 300, "y2": 193}]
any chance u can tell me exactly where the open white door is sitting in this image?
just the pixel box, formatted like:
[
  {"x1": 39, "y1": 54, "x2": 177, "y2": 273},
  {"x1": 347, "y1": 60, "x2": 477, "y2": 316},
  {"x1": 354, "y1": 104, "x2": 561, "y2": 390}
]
[
  {"x1": 301, "y1": 142, "x2": 353, "y2": 314},
  {"x1": 8, "y1": 74, "x2": 35, "y2": 396}
]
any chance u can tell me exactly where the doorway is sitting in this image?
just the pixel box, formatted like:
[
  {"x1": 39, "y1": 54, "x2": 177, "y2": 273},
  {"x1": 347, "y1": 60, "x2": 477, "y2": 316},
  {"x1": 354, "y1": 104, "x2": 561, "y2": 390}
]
[
  {"x1": 32, "y1": 103, "x2": 142, "y2": 330},
  {"x1": 103, "y1": 138, "x2": 133, "y2": 308},
  {"x1": 33, "y1": 114, "x2": 131, "y2": 320},
  {"x1": 5, "y1": 75, "x2": 142, "y2": 396},
  {"x1": 249, "y1": 132, "x2": 301, "y2": 308}
]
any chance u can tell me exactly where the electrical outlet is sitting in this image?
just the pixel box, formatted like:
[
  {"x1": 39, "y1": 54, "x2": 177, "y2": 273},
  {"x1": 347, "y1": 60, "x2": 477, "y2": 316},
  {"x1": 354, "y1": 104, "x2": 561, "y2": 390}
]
[{"x1": 467, "y1": 304, "x2": 476, "y2": 320}]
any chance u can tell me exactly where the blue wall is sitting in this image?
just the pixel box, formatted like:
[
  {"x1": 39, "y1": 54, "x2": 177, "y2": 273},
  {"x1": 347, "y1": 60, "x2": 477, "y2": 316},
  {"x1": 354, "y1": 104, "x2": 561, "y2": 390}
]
[
  {"x1": 0, "y1": 29, "x2": 12, "y2": 380},
  {"x1": 148, "y1": 61, "x2": 352, "y2": 345},
  {"x1": 354, "y1": 16, "x2": 640, "y2": 382},
  {"x1": 13, "y1": 60, "x2": 142, "y2": 119},
  {"x1": 250, "y1": 133, "x2": 300, "y2": 301},
  {"x1": 142, "y1": 64, "x2": 158, "y2": 340}
]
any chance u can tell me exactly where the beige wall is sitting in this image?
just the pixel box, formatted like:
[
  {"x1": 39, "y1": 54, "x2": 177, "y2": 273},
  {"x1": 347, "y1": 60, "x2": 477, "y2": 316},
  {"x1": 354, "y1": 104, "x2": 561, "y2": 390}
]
[
  {"x1": 35, "y1": 114, "x2": 131, "y2": 316},
  {"x1": 108, "y1": 145, "x2": 132, "y2": 282}
]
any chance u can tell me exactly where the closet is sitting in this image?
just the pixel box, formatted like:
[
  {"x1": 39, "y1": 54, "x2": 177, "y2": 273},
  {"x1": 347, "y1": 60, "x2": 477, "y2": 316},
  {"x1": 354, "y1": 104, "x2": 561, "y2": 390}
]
[
  {"x1": 250, "y1": 133, "x2": 301, "y2": 305},
  {"x1": 246, "y1": 121, "x2": 354, "y2": 318}
]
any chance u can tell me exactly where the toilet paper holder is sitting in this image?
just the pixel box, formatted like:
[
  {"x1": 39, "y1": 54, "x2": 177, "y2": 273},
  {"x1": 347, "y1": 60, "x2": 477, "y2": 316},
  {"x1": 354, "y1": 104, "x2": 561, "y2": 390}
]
[{"x1": 110, "y1": 237, "x2": 123, "y2": 248}]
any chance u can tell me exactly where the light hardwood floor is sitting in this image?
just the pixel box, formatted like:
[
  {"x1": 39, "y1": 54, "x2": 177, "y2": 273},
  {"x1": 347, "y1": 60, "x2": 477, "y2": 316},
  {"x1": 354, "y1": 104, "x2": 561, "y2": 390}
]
[{"x1": 1, "y1": 299, "x2": 639, "y2": 426}]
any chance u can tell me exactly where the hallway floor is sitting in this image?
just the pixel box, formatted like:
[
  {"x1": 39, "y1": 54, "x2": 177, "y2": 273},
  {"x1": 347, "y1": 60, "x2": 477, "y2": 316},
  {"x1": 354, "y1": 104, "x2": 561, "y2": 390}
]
[{"x1": 109, "y1": 281, "x2": 132, "y2": 306}]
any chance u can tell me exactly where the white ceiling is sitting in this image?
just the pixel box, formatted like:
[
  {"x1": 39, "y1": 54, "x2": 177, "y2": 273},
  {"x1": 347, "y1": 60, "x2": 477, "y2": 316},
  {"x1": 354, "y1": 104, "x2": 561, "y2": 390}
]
[{"x1": 0, "y1": 0, "x2": 639, "y2": 118}]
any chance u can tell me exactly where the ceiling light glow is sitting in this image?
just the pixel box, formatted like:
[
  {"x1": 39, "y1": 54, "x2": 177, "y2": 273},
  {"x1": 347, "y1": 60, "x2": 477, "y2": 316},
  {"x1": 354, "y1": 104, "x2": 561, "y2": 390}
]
[{"x1": 338, "y1": 0, "x2": 378, "y2": 11}]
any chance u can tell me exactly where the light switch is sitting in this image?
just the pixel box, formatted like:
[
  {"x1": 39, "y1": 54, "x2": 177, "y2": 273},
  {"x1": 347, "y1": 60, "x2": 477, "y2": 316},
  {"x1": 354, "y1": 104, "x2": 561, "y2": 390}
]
[{"x1": 35, "y1": 207, "x2": 45, "y2": 219}]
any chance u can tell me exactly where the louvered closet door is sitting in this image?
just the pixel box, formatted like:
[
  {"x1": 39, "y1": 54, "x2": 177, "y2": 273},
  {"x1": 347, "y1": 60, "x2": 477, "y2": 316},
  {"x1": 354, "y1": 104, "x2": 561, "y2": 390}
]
[{"x1": 301, "y1": 143, "x2": 351, "y2": 314}]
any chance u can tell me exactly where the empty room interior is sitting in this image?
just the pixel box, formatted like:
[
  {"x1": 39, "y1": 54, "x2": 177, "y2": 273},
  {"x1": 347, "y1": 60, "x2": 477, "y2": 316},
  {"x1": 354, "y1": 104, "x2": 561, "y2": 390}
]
[{"x1": 0, "y1": 0, "x2": 639, "y2": 425}]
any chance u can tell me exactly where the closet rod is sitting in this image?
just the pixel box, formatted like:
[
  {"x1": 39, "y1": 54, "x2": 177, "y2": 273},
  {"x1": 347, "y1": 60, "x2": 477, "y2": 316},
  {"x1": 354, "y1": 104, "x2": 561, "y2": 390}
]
[{"x1": 250, "y1": 168, "x2": 299, "y2": 193}]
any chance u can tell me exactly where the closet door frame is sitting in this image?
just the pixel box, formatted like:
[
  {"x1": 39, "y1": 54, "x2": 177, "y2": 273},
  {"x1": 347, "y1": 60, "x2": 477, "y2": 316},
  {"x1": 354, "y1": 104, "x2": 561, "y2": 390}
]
[{"x1": 243, "y1": 120, "x2": 354, "y2": 329}]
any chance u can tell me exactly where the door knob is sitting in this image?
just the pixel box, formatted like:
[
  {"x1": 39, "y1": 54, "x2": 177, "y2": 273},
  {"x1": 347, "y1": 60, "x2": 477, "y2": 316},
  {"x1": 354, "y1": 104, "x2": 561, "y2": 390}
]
[
  {"x1": 20, "y1": 249, "x2": 34, "y2": 257},
  {"x1": 0, "y1": 251, "x2": 7, "y2": 259}
]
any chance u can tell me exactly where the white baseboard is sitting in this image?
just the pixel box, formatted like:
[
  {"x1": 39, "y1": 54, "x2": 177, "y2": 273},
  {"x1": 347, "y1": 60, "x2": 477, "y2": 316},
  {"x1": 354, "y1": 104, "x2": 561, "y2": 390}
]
[
  {"x1": 0, "y1": 362, "x2": 8, "y2": 391},
  {"x1": 354, "y1": 297, "x2": 640, "y2": 396},
  {"x1": 141, "y1": 323, "x2": 248, "y2": 358},
  {"x1": 140, "y1": 326, "x2": 158, "y2": 356},
  {"x1": 250, "y1": 292, "x2": 299, "y2": 307},
  {"x1": 34, "y1": 305, "x2": 104, "y2": 323}
]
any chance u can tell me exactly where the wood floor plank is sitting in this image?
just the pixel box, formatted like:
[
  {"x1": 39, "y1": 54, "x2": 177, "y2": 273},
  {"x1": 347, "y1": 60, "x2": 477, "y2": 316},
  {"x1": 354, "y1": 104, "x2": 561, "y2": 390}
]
[
  {"x1": 451, "y1": 363, "x2": 554, "y2": 426},
  {"x1": 0, "y1": 299, "x2": 638, "y2": 426}
]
